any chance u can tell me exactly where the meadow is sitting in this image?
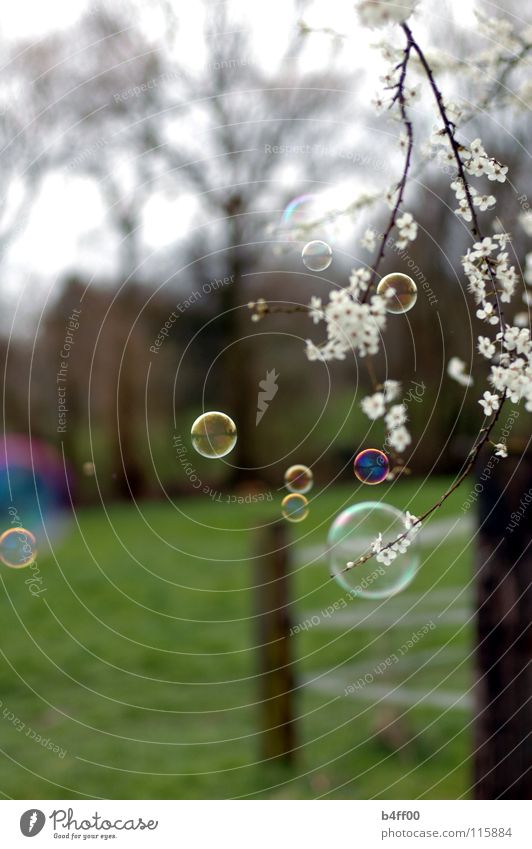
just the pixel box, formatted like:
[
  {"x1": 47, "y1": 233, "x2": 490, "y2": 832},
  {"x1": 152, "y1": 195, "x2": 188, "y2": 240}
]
[{"x1": 0, "y1": 477, "x2": 475, "y2": 799}]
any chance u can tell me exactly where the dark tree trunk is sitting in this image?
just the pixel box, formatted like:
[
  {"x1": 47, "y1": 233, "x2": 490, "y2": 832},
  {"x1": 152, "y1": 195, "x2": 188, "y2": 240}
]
[
  {"x1": 254, "y1": 520, "x2": 297, "y2": 765},
  {"x1": 219, "y1": 195, "x2": 260, "y2": 484},
  {"x1": 474, "y1": 449, "x2": 532, "y2": 799}
]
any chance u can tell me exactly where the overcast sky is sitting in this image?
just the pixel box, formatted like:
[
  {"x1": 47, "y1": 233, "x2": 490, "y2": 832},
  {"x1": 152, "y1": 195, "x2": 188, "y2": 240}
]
[{"x1": 0, "y1": 0, "x2": 480, "y2": 324}]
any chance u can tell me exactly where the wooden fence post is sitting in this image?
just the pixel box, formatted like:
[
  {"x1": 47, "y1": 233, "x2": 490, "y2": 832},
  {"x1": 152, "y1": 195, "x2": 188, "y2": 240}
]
[
  {"x1": 474, "y1": 449, "x2": 532, "y2": 799},
  {"x1": 254, "y1": 519, "x2": 296, "y2": 765}
]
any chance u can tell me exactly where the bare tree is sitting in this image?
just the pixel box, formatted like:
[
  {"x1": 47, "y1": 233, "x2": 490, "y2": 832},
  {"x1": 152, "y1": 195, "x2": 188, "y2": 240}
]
[{"x1": 22, "y1": 0, "x2": 359, "y2": 485}]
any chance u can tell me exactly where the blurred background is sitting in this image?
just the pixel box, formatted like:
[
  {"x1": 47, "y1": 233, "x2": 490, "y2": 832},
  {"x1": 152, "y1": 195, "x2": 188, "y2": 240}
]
[{"x1": 0, "y1": 0, "x2": 530, "y2": 800}]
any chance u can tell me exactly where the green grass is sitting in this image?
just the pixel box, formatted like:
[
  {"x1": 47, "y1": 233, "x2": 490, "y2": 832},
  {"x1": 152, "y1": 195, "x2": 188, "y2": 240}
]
[{"x1": 0, "y1": 477, "x2": 474, "y2": 799}]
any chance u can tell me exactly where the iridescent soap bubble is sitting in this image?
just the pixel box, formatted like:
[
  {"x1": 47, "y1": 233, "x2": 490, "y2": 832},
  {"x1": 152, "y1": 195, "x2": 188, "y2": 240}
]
[
  {"x1": 354, "y1": 449, "x2": 389, "y2": 485},
  {"x1": 280, "y1": 194, "x2": 319, "y2": 241},
  {"x1": 377, "y1": 273, "x2": 417, "y2": 314},
  {"x1": 0, "y1": 435, "x2": 71, "y2": 549},
  {"x1": 302, "y1": 240, "x2": 333, "y2": 272},
  {"x1": 284, "y1": 464, "x2": 313, "y2": 494},
  {"x1": 281, "y1": 493, "x2": 309, "y2": 523},
  {"x1": 191, "y1": 411, "x2": 237, "y2": 459},
  {"x1": 328, "y1": 502, "x2": 420, "y2": 599},
  {"x1": 0, "y1": 527, "x2": 37, "y2": 569}
]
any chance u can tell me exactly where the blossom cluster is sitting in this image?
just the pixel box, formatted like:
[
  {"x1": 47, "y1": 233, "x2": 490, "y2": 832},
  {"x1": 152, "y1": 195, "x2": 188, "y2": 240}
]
[
  {"x1": 461, "y1": 233, "x2": 516, "y2": 317},
  {"x1": 305, "y1": 284, "x2": 387, "y2": 361},
  {"x1": 297, "y1": 0, "x2": 532, "y2": 574},
  {"x1": 360, "y1": 381, "x2": 411, "y2": 454},
  {"x1": 356, "y1": 0, "x2": 418, "y2": 30},
  {"x1": 432, "y1": 133, "x2": 508, "y2": 223},
  {"x1": 395, "y1": 211, "x2": 417, "y2": 249},
  {"x1": 369, "y1": 510, "x2": 421, "y2": 566},
  {"x1": 487, "y1": 325, "x2": 532, "y2": 412}
]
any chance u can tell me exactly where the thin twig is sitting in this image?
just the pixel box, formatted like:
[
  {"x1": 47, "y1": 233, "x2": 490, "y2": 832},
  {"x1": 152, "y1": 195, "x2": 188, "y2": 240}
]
[
  {"x1": 340, "y1": 391, "x2": 507, "y2": 574},
  {"x1": 362, "y1": 29, "x2": 414, "y2": 302},
  {"x1": 403, "y1": 22, "x2": 504, "y2": 330}
]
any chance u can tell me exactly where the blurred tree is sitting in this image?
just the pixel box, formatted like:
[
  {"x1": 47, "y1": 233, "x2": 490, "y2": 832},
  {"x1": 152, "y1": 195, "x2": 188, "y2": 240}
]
[{"x1": 22, "y1": 0, "x2": 358, "y2": 486}]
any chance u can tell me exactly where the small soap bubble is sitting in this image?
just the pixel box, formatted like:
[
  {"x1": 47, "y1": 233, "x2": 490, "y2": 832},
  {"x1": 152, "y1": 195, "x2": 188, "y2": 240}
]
[
  {"x1": 281, "y1": 493, "x2": 309, "y2": 523},
  {"x1": 302, "y1": 240, "x2": 333, "y2": 272},
  {"x1": 0, "y1": 527, "x2": 37, "y2": 569},
  {"x1": 284, "y1": 464, "x2": 313, "y2": 494},
  {"x1": 328, "y1": 502, "x2": 420, "y2": 598},
  {"x1": 377, "y1": 273, "x2": 417, "y2": 314},
  {"x1": 191, "y1": 411, "x2": 237, "y2": 459},
  {"x1": 354, "y1": 449, "x2": 389, "y2": 485}
]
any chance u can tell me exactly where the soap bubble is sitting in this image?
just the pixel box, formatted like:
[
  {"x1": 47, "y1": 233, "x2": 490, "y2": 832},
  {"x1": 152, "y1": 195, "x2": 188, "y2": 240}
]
[
  {"x1": 0, "y1": 435, "x2": 71, "y2": 549},
  {"x1": 281, "y1": 493, "x2": 309, "y2": 523},
  {"x1": 328, "y1": 502, "x2": 420, "y2": 598},
  {"x1": 354, "y1": 449, "x2": 389, "y2": 485},
  {"x1": 280, "y1": 194, "x2": 320, "y2": 241},
  {"x1": 284, "y1": 464, "x2": 313, "y2": 494},
  {"x1": 191, "y1": 411, "x2": 237, "y2": 459},
  {"x1": 0, "y1": 527, "x2": 37, "y2": 569},
  {"x1": 377, "y1": 273, "x2": 417, "y2": 314},
  {"x1": 302, "y1": 240, "x2": 333, "y2": 272}
]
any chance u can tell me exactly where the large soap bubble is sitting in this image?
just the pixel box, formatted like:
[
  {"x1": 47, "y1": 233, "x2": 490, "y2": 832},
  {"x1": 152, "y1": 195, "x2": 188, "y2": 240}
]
[
  {"x1": 328, "y1": 501, "x2": 420, "y2": 599},
  {"x1": 279, "y1": 194, "x2": 320, "y2": 242}
]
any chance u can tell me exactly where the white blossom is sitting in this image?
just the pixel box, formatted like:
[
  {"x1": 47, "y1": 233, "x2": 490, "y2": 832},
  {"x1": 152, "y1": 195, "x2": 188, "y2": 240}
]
[
  {"x1": 487, "y1": 162, "x2": 508, "y2": 182},
  {"x1": 385, "y1": 403, "x2": 407, "y2": 430},
  {"x1": 476, "y1": 301, "x2": 499, "y2": 325},
  {"x1": 447, "y1": 356, "x2": 473, "y2": 387},
  {"x1": 371, "y1": 92, "x2": 389, "y2": 114},
  {"x1": 383, "y1": 379, "x2": 401, "y2": 401},
  {"x1": 455, "y1": 198, "x2": 473, "y2": 222},
  {"x1": 479, "y1": 390, "x2": 500, "y2": 416},
  {"x1": 361, "y1": 391, "x2": 386, "y2": 420},
  {"x1": 348, "y1": 267, "x2": 371, "y2": 299},
  {"x1": 396, "y1": 211, "x2": 418, "y2": 248},
  {"x1": 525, "y1": 253, "x2": 532, "y2": 286},
  {"x1": 308, "y1": 296, "x2": 323, "y2": 325},
  {"x1": 357, "y1": 0, "x2": 418, "y2": 29},
  {"x1": 361, "y1": 227, "x2": 377, "y2": 251},
  {"x1": 398, "y1": 131, "x2": 409, "y2": 151},
  {"x1": 387, "y1": 425, "x2": 411, "y2": 452},
  {"x1": 305, "y1": 339, "x2": 328, "y2": 361},
  {"x1": 444, "y1": 99, "x2": 463, "y2": 125},
  {"x1": 519, "y1": 212, "x2": 532, "y2": 237},
  {"x1": 403, "y1": 85, "x2": 420, "y2": 105},
  {"x1": 494, "y1": 442, "x2": 508, "y2": 458},
  {"x1": 478, "y1": 336, "x2": 496, "y2": 359},
  {"x1": 371, "y1": 533, "x2": 383, "y2": 553},
  {"x1": 376, "y1": 547, "x2": 396, "y2": 565},
  {"x1": 474, "y1": 194, "x2": 496, "y2": 211},
  {"x1": 384, "y1": 185, "x2": 399, "y2": 209}
]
